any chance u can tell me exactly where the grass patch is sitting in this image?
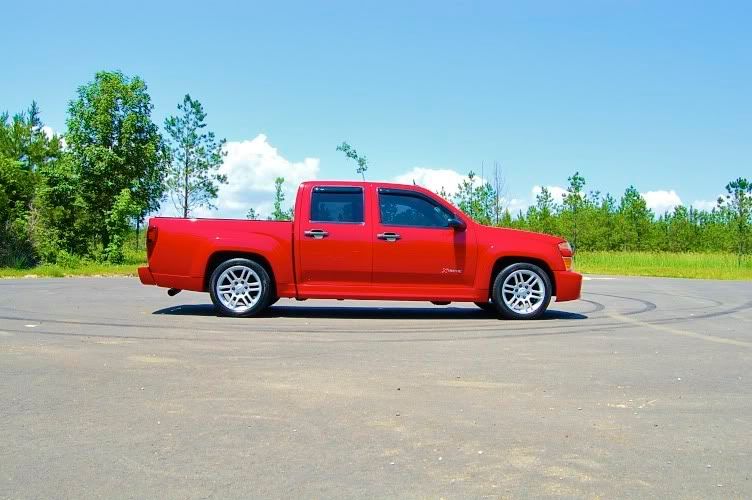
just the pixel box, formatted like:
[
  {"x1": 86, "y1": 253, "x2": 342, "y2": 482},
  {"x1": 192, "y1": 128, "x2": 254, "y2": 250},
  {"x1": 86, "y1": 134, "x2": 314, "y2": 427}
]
[
  {"x1": 576, "y1": 251, "x2": 752, "y2": 280},
  {"x1": 2, "y1": 248, "x2": 751, "y2": 281},
  {"x1": 0, "y1": 261, "x2": 143, "y2": 278}
]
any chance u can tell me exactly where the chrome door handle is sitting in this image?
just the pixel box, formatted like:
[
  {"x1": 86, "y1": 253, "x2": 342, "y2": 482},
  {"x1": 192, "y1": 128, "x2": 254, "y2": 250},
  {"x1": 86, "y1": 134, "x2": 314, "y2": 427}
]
[
  {"x1": 304, "y1": 229, "x2": 329, "y2": 239},
  {"x1": 377, "y1": 232, "x2": 401, "y2": 242}
]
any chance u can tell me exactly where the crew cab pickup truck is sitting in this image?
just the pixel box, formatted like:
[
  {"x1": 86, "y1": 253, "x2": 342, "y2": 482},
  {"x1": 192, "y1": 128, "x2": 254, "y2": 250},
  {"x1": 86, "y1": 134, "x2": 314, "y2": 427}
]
[{"x1": 139, "y1": 181, "x2": 581, "y2": 319}]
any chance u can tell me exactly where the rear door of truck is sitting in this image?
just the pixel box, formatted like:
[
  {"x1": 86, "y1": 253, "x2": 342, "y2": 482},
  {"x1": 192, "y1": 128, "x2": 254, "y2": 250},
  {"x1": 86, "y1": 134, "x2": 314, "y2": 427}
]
[{"x1": 295, "y1": 184, "x2": 373, "y2": 294}]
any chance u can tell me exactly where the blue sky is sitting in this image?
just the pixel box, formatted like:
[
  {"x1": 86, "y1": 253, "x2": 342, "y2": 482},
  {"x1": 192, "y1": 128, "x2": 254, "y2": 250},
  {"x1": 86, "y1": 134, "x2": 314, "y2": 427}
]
[{"x1": 3, "y1": 0, "x2": 750, "y2": 216}]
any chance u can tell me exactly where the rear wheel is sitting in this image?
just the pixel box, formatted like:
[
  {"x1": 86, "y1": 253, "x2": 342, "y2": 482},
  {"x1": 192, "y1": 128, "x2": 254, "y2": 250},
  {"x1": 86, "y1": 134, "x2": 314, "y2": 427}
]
[
  {"x1": 491, "y1": 263, "x2": 551, "y2": 320},
  {"x1": 209, "y1": 258, "x2": 272, "y2": 317}
]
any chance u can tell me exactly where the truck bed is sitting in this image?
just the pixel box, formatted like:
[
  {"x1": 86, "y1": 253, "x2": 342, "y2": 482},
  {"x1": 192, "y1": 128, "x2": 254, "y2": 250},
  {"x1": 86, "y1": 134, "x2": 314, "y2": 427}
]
[{"x1": 144, "y1": 217, "x2": 295, "y2": 294}]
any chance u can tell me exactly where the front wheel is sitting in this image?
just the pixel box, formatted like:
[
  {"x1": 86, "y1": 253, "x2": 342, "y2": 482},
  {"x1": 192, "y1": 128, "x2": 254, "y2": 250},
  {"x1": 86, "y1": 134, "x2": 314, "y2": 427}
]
[
  {"x1": 209, "y1": 258, "x2": 273, "y2": 317},
  {"x1": 491, "y1": 263, "x2": 552, "y2": 320}
]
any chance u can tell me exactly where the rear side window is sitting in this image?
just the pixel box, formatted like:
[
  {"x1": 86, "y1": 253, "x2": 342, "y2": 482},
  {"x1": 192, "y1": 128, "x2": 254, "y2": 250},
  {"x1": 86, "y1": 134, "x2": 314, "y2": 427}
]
[
  {"x1": 310, "y1": 187, "x2": 364, "y2": 223},
  {"x1": 379, "y1": 191, "x2": 454, "y2": 228}
]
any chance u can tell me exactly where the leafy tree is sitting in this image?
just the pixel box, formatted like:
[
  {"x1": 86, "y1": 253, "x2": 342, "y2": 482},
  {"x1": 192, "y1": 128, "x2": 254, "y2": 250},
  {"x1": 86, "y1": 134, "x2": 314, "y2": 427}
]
[
  {"x1": 0, "y1": 102, "x2": 63, "y2": 173},
  {"x1": 246, "y1": 207, "x2": 259, "y2": 220},
  {"x1": 336, "y1": 141, "x2": 368, "y2": 180},
  {"x1": 436, "y1": 186, "x2": 451, "y2": 202},
  {"x1": 66, "y1": 71, "x2": 164, "y2": 258},
  {"x1": 498, "y1": 208, "x2": 513, "y2": 228},
  {"x1": 658, "y1": 205, "x2": 695, "y2": 252},
  {"x1": 104, "y1": 189, "x2": 140, "y2": 263},
  {"x1": 718, "y1": 178, "x2": 752, "y2": 265},
  {"x1": 164, "y1": 94, "x2": 227, "y2": 218},
  {"x1": 528, "y1": 186, "x2": 559, "y2": 235},
  {"x1": 33, "y1": 155, "x2": 93, "y2": 260},
  {"x1": 0, "y1": 103, "x2": 63, "y2": 266},
  {"x1": 617, "y1": 186, "x2": 654, "y2": 250},
  {"x1": 454, "y1": 171, "x2": 497, "y2": 225},
  {"x1": 587, "y1": 193, "x2": 617, "y2": 251},
  {"x1": 560, "y1": 172, "x2": 587, "y2": 252},
  {"x1": 270, "y1": 177, "x2": 293, "y2": 221}
]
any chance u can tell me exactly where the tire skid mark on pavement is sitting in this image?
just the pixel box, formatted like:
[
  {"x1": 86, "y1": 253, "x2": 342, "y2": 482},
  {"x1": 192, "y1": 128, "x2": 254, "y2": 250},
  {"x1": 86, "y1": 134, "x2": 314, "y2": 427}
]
[
  {"x1": 0, "y1": 294, "x2": 633, "y2": 335},
  {"x1": 607, "y1": 312, "x2": 752, "y2": 348},
  {"x1": 4, "y1": 303, "x2": 750, "y2": 347},
  {"x1": 576, "y1": 299, "x2": 605, "y2": 314},
  {"x1": 585, "y1": 292, "x2": 657, "y2": 315},
  {"x1": 1, "y1": 295, "x2": 750, "y2": 343}
]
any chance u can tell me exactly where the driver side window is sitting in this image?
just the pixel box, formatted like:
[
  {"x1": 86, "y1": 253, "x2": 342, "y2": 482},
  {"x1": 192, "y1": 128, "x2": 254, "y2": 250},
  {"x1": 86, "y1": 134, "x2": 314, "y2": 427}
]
[{"x1": 379, "y1": 192, "x2": 454, "y2": 228}]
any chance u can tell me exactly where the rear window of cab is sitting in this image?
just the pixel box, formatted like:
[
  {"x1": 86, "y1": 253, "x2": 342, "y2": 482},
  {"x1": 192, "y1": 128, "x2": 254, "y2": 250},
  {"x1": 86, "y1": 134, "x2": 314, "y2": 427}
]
[{"x1": 310, "y1": 186, "x2": 364, "y2": 223}]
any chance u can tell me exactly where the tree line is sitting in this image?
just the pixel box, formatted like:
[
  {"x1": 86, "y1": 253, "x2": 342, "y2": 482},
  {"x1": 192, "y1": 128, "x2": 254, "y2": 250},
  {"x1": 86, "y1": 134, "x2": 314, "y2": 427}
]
[
  {"x1": 450, "y1": 170, "x2": 751, "y2": 263},
  {"x1": 1, "y1": 71, "x2": 227, "y2": 266}
]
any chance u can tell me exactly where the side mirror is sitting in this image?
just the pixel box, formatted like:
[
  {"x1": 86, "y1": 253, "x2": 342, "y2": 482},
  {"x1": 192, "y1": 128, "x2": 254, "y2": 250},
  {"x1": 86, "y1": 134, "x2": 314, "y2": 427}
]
[{"x1": 447, "y1": 218, "x2": 466, "y2": 231}]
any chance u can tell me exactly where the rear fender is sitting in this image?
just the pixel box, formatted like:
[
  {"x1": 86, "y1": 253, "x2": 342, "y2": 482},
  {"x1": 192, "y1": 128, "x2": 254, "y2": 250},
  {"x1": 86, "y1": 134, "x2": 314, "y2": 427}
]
[{"x1": 194, "y1": 230, "x2": 295, "y2": 295}]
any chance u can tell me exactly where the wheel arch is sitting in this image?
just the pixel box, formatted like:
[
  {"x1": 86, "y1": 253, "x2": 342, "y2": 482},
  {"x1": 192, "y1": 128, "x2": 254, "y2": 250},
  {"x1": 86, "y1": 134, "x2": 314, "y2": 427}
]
[
  {"x1": 487, "y1": 256, "x2": 556, "y2": 298},
  {"x1": 204, "y1": 251, "x2": 277, "y2": 295}
]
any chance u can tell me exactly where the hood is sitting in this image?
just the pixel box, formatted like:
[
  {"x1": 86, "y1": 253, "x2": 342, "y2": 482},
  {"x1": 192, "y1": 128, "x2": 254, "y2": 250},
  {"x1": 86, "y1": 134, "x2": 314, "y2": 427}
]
[{"x1": 482, "y1": 226, "x2": 566, "y2": 246}]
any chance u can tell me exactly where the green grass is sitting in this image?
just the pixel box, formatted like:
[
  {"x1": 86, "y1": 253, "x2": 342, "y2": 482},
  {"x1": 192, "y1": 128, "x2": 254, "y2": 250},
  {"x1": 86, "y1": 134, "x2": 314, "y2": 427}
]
[
  {"x1": 0, "y1": 262, "x2": 143, "y2": 278},
  {"x1": 2, "y1": 248, "x2": 751, "y2": 281},
  {"x1": 576, "y1": 251, "x2": 752, "y2": 280}
]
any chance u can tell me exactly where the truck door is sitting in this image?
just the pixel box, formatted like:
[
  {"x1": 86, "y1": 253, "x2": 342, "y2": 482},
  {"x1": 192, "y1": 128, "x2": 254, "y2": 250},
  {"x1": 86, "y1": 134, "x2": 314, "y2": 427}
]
[
  {"x1": 371, "y1": 188, "x2": 476, "y2": 291},
  {"x1": 296, "y1": 185, "x2": 372, "y2": 293}
]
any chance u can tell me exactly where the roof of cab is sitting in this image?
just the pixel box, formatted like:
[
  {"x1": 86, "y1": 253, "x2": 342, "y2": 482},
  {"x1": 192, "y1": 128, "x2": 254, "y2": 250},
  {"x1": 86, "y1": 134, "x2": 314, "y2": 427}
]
[{"x1": 300, "y1": 180, "x2": 431, "y2": 191}]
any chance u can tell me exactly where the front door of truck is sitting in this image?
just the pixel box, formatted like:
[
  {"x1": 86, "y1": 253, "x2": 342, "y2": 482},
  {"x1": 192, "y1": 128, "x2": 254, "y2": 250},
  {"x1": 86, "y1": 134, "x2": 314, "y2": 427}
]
[
  {"x1": 296, "y1": 185, "x2": 372, "y2": 295},
  {"x1": 370, "y1": 188, "x2": 476, "y2": 294}
]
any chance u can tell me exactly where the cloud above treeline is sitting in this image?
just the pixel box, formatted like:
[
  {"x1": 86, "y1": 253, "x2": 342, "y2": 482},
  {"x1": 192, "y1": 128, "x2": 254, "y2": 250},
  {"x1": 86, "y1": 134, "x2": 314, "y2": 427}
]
[
  {"x1": 190, "y1": 134, "x2": 320, "y2": 219},
  {"x1": 395, "y1": 168, "x2": 719, "y2": 216},
  {"x1": 393, "y1": 167, "x2": 482, "y2": 196},
  {"x1": 641, "y1": 190, "x2": 683, "y2": 215},
  {"x1": 155, "y1": 139, "x2": 720, "y2": 219}
]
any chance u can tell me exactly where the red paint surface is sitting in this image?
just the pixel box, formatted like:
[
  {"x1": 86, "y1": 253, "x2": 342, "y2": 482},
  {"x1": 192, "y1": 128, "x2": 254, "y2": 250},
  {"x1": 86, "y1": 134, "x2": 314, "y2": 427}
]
[{"x1": 139, "y1": 181, "x2": 582, "y2": 303}]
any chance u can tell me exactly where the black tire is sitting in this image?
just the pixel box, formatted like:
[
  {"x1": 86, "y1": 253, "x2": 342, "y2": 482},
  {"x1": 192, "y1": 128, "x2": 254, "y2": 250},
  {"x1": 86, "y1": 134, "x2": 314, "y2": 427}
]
[
  {"x1": 491, "y1": 263, "x2": 552, "y2": 320},
  {"x1": 209, "y1": 258, "x2": 273, "y2": 317},
  {"x1": 474, "y1": 301, "x2": 497, "y2": 314}
]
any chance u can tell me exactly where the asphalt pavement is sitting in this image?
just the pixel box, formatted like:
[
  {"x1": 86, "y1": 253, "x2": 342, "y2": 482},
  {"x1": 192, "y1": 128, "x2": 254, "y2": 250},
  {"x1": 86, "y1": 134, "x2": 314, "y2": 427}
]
[{"x1": 1, "y1": 275, "x2": 751, "y2": 499}]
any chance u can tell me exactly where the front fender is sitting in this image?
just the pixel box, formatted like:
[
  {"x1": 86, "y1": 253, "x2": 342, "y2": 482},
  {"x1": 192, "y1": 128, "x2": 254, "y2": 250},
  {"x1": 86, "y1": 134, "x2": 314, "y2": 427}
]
[{"x1": 473, "y1": 241, "x2": 565, "y2": 295}]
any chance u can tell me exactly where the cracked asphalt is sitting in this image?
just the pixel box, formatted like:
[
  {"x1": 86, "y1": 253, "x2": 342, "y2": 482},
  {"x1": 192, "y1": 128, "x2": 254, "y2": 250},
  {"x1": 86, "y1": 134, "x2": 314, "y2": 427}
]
[{"x1": 1, "y1": 276, "x2": 751, "y2": 498}]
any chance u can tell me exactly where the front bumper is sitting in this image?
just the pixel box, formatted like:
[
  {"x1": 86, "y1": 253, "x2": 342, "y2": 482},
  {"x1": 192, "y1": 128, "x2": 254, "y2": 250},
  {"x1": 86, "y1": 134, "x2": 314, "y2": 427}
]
[
  {"x1": 554, "y1": 270, "x2": 582, "y2": 302},
  {"x1": 138, "y1": 266, "x2": 156, "y2": 285}
]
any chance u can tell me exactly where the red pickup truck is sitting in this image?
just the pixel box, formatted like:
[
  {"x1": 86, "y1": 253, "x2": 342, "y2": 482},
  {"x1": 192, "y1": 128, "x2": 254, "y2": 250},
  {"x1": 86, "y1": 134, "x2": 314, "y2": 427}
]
[{"x1": 139, "y1": 181, "x2": 581, "y2": 319}]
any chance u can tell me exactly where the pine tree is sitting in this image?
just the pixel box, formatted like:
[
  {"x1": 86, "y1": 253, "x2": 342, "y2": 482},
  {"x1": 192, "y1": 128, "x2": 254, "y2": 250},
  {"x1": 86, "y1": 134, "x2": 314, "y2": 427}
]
[{"x1": 164, "y1": 94, "x2": 227, "y2": 218}]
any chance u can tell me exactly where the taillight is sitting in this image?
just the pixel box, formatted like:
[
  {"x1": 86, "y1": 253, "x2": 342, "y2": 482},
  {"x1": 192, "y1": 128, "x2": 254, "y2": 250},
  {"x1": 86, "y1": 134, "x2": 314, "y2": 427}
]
[
  {"x1": 146, "y1": 225, "x2": 158, "y2": 259},
  {"x1": 558, "y1": 241, "x2": 574, "y2": 271}
]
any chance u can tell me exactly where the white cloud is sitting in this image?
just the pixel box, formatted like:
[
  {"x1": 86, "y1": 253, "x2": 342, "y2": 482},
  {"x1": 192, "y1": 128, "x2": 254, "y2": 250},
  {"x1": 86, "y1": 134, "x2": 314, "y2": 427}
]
[
  {"x1": 393, "y1": 167, "x2": 484, "y2": 197},
  {"x1": 41, "y1": 125, "x2": 56, "y2": 139},
  {"x1": 531, "y1": 185, "x2": 567, "y2": 205},
  {"x1": 40, "y1": 125, "x2": 66, "y2": 149},
  {"x1": 505, "y1": 197, "x2": 530, "y2": 215},
  {"x1": 167, "y1": 134, "x2": 319, "y2": 219},
  {"x1": 641, "y1": 190, "x2": 682, "y2": 215},
  {"x1": 691, "y1": 198, "x2": 719, "y2": 211},
  {"x1": 392, "y1": 167, "x2": 535, "y2": 214}
]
